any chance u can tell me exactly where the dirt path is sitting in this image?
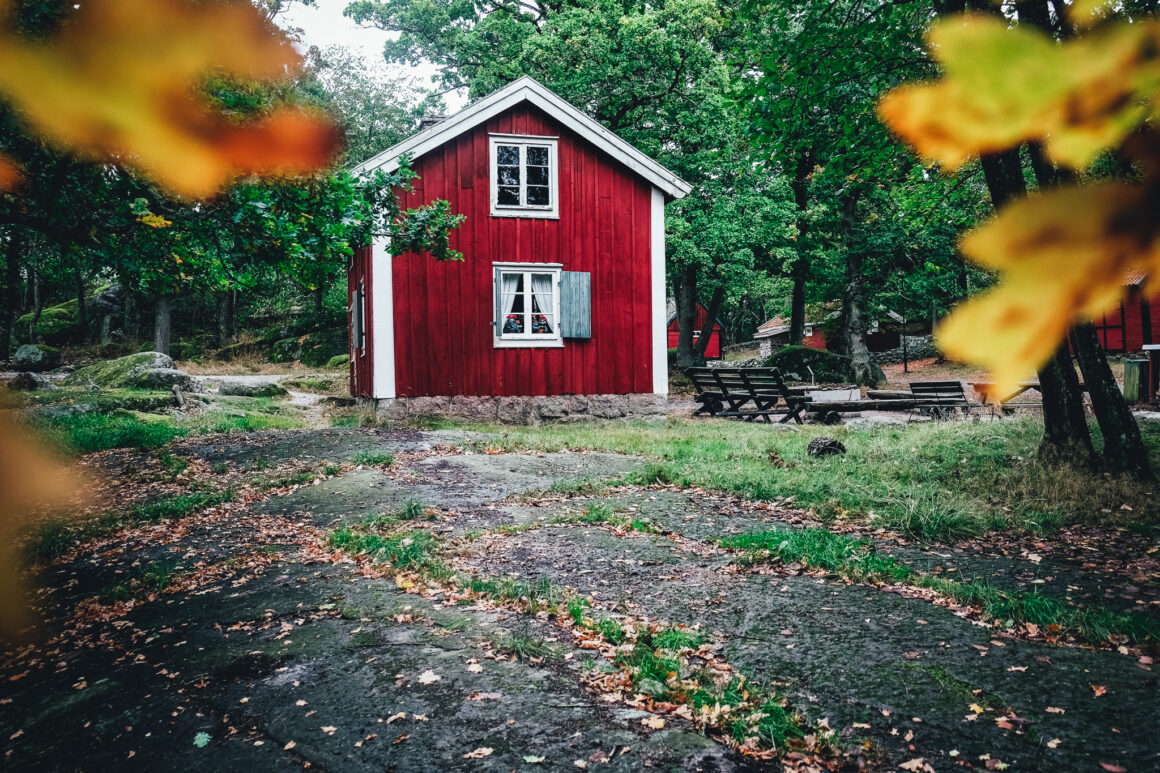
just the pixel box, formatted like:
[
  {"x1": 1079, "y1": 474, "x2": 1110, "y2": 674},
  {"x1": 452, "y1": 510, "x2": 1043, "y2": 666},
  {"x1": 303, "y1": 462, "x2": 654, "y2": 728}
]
[{"x1": 3, "y1": 428, "x2": 1157, "y2": 772}]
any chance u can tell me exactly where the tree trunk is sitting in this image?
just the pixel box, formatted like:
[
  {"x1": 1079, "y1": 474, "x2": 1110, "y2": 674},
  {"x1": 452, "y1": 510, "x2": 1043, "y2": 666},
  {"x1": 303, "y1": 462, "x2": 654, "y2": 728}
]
[
  {"x1": 74, "y1": 265, "x2": 88, "y2": 343},
  {"x1": 980, "y1": 149, "x2": 1093, "y2": 461},
  {"x1": 1037, "y1": 343, "x2": 1094, "y2": 465},
  {"x1": 153, "y1": 294, "x2": 173, "y2": 355},
  {"x1": 1, "y1": 234, "x2": 19, "y2": 362},
  {"x1": 788, "y1": 148, "x2": 813, "y2": 346},
  {"x1": 674, "y1": 265, "x2": 701, "y2": 369},
  {"x1": 314, "y1": 284, "x2": 324, "y2": 315},
  {"x1": 29, "y1": 265, "x2": 43, "y2": 344},
  {"x1": 1072, "y1": 323, "x2": 1155, "y2": 480},
  {"x1": 695, "y1": 284, "x2": 725, "y2": 361},
  {"x1": 229, "y1": 288, "x2": 239, "y2": 343},
  {"x1": 218, "y1": 292, "x2": 232, "y2": 348},
  {"x1": 840, "y1": 190, "x2": 877, "y2": 386}
]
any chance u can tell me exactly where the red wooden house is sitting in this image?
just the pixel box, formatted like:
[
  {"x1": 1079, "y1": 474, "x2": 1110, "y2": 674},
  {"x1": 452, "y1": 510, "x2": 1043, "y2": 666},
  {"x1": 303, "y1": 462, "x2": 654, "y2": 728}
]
[
  {"x1": 666, "y1": 302, "x2": 724, "y2": 359},
  {"x1": 347, "y1": 77, "x2": 691, "y2": 421},
  {"x1": 1088, "y1": 270, "x2": 1160, "y2": 352}
]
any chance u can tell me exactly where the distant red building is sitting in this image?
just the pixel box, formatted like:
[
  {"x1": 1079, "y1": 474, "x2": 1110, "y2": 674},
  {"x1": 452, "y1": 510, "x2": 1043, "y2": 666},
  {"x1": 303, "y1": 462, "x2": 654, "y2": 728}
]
[
  {"x1": 1088, "y1": 271, "x2": 1160, "y2": 352},
  {"x1": 753, "y1": 317, "x2": 827, "y2": 358},
  {"x1": 666, "y1": 302, "x2": 724, "y2": 359}
]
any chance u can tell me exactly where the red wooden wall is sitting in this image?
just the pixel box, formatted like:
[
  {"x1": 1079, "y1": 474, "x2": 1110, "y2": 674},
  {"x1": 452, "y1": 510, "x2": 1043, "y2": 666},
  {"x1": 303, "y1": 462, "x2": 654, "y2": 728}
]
[
  {"x1": 349, "y1": 245, "x2": 374, "y2": 398},
  {"x1": 389, "y1": 104, "x2": 656, "y2": 398},
  {"x1": 666, "y1": 303, "x2": 723, "y2": 359},
  {"x1": 1091, "y1": 287, "x2": 1158, "y2": 353}
]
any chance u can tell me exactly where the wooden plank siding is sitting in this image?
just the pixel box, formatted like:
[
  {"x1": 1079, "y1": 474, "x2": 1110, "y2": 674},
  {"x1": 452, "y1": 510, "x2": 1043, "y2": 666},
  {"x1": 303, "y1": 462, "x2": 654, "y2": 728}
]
[
  {"x1": 348, "y1": 245, "x2": 374, "y2": 398},
  {"x1": 389, "y1": 103, "x2": 656, "y2": 398}
]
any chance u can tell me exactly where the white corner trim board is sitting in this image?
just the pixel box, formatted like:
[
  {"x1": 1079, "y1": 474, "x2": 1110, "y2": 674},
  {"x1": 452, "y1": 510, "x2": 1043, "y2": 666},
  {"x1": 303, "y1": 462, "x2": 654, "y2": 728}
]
[
  {"x1": 651, "y1": 187, "x2": 668, "y2": 396},
  {"x1": 371, "y1": 234, "x2": 396, "y2": 400},
  {"x1": 353, "y1": 76, "x2": 691, "y2": 201}
]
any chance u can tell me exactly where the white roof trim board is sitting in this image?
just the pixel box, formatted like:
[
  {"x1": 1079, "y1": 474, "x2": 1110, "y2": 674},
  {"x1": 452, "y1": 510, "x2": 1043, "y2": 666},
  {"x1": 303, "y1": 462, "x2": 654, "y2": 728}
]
[{"x1": 352, "y1": 76, "x2": 692, "y2": 200}]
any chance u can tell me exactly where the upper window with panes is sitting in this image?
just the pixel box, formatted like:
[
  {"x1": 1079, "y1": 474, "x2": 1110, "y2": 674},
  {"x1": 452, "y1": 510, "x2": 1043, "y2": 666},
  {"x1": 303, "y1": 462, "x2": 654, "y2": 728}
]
[{"x1": 489, "y1": 135, "x2": 559, "y2": 218}]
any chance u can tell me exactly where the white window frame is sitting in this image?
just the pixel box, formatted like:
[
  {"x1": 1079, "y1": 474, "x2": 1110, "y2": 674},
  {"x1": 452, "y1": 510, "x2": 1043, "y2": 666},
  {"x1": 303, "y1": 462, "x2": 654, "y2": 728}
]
[
  {"x1": 489, "y1": 134, "x2": 559, "y2": 219},
  {"x1": 493, "y1": 262, "x2": 564, "y2": 348}
]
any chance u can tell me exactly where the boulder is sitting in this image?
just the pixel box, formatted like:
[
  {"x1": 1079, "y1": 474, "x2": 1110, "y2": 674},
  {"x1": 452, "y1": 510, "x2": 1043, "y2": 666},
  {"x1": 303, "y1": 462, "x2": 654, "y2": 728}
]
[
  {"x1": 807, "y1": 436, "x2": 846, "y2": 458},
  {"x1": 62, "y1": 351, "x2": 176, "y2": 388},
  {"x1": 327, "y1": 354, "x2": 350, "y2": 369},
  {"x1": 13, "y1": 344, "x2": 61, "y2": 372},
  {"x1": 764, "y1": 345, "x2": 885, "y2": 387},
  {"x1": 1133, "y1": 411, "x2": 1160, "y2": 422},
  {"x1": 131, "y1": 367, "x2": 197, "y2": 391},
  {"x1": 270, "y1": 336, "x2": 304, "y2": 363},
  {"x1": 299, "y1": 328, "x2": 348, "y2": 367},
  {"x1": 218, "y1": 381, "x2": 288, "y2": 398},
  {"x1": 15, "y1": 300, "x2": 79, "y2": 345},
  {"x1": 7, "y1": 372, "x2": 57, "y2": 391}
]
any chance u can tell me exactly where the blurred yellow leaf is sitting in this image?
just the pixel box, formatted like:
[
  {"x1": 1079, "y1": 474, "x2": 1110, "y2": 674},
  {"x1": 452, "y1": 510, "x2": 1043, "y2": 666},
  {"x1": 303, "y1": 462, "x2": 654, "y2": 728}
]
[
  {"x1": 0, "y1": 413, "x2": 82, "y2": 639},
  {"x1": 0, "y1": 0, "x2": 340, "y2": 197},
  {"x1": 936, "y1": 182, "x2": 1160, "y2": 392},
  {"x1": 0, "y1": 154, "x2": 21, "y2": 188},
  {"x1": 879, "y1": 14, "x2": 1160, "y2": 170}
]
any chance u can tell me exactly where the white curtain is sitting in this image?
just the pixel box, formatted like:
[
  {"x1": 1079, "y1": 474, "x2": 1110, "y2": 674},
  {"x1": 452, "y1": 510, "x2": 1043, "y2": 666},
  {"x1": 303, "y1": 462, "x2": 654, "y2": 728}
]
[
  {"x1": 531, "y1": 273, "x2": 554, "y2": 333},
  {"x1": 501, "y1": 273, "x2": 520, "y2": 330}
]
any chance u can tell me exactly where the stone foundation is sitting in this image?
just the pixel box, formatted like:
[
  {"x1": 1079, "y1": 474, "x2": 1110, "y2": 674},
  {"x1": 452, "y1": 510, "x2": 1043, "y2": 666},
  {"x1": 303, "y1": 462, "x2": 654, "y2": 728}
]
[{"x1": 368, "y1": 393, "x2": 668, "y2": 425}]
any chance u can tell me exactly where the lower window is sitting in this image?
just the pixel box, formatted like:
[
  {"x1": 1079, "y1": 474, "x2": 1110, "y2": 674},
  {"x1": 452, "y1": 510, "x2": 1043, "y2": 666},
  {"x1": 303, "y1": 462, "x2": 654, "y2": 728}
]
[{"x1": 494, "y1": 263, "x2": 562, "y2": 347}]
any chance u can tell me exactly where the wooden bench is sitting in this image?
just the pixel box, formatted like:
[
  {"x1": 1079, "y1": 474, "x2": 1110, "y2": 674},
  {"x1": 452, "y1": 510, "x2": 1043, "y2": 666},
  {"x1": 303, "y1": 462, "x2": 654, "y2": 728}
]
[
  {"x1": 909, "y1": 380, "x2": 972, "y2": 419},
  {"x1": 685, "y1": 367, "x2": 810, "y2": 424}
]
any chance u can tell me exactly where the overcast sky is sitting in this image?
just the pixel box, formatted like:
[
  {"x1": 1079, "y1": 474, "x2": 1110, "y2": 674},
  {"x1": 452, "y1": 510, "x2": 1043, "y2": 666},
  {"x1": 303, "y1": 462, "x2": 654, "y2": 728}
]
[{"x1": 281, "y1": 0, "x2": 468, "y2": 112}]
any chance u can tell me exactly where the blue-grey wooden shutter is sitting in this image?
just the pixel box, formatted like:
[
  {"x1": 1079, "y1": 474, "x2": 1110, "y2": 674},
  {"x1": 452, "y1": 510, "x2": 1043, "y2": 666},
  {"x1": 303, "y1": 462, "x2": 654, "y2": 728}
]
[{"x1": 560, "y1": 271, "x2": 591, "y2": 339}]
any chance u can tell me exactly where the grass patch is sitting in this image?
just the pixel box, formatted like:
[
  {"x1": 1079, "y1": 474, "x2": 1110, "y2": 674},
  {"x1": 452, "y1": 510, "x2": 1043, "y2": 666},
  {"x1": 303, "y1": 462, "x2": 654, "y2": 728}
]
[
  {"x1": 463, "y1": 575, "x2": 563, "y2": 612},
  {"x1": 552, "y1": 503, "x2": 660, "y2": 534},
  {"x1": 477, "y1": 417, "x2": 1160, "y2": 540},
  {"x1": 723, "y1": 527, "x2": 1160, "y2": 646},
  {"x1": 722, "y1": 528, "x2": 911, "y2": 581},
  {"x1": 129, "y1": 491, "x2": 233, "y2": 524},
  {"x1": 490, "y1": 631, "x2": 556, "y2": 661},
  {"x1": 327, "y1": 529, "x2": 447, "y2": 577},
  {"x1": 34, "y1": 411, "x2": 187, "y2": 454},
  {"x1": 25, "y1": 490, "x2": 232, "y2": 563},
  {"x1": 352, "y1": 451, "x2": 394, "y2": 466}
]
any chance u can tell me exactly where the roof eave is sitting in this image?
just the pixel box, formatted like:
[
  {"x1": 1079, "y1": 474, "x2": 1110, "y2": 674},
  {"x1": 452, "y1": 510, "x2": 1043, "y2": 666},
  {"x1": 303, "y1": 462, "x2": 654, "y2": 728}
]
[{"x1": 351, "y1": 76, "x2": 691, "y2": 201}]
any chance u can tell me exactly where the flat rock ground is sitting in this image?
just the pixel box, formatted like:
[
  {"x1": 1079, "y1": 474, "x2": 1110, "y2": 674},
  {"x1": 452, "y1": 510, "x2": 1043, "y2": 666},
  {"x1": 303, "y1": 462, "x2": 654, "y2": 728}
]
[{"x1": 2, "y1": 428, "x2": 1158, "y2": 772}]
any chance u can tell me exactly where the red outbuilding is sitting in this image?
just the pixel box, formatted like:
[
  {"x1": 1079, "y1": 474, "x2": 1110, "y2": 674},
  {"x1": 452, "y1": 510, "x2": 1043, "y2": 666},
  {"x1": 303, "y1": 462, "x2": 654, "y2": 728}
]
[
  {"x1": 1088, "y1": 270, "x2": 1160, "y2": 353},
  {"x1": 666, "y1": 302, "x2": 724, "y2": 359},
  {"x1": 347, "y1": 77, "x2": 691, "y2": 421}
]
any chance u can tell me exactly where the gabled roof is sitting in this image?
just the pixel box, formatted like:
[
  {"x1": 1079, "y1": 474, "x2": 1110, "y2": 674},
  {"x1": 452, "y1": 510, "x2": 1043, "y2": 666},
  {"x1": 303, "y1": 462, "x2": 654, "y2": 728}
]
[{"x1": 352, "y1": 76, "x2": 692, "y2": 200}]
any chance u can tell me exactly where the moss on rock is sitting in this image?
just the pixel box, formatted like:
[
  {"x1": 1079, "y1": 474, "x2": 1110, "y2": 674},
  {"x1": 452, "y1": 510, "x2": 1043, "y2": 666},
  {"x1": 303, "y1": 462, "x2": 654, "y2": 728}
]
[{"x1": 62, "y1": 352, "x2": 177, "y2": 388}]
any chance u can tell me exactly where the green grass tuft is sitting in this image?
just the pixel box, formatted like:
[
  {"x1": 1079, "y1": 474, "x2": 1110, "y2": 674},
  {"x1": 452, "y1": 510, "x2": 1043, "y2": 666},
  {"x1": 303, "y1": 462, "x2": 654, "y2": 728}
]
[{"x1": 352, "y1": 451, "x2": 394, "y2": 466}]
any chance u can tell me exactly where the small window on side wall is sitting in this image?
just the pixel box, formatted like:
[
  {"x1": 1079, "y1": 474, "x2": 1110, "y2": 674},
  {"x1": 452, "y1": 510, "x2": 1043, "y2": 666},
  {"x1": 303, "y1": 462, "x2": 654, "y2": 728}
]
[
  {"x1": 493, "y1": 263, "x2": 562, "y2": 348},
  {"x1": 490, "y1": 135, "x2": 558, "y2": 219}
]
